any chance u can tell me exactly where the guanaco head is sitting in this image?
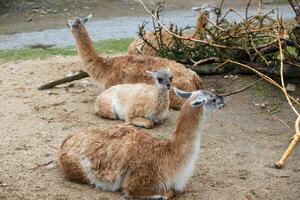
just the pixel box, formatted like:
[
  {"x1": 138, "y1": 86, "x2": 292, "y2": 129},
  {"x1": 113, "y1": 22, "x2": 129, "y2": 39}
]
[
  {"x1": 67, "y1": 14, "x2": 92, "y2": 30},
  {"x1": 192, "y1": 4, "x2": 217, "y2": 15},
  {"x1": 174, "y1": 88, "x2": 224, "y2": 114},
  {"x1": 191, "y1": 4, "x2": 218, "y2": 38},
  {"x1": 146, "y1": 69, "x2": 172, "y2": 90}
]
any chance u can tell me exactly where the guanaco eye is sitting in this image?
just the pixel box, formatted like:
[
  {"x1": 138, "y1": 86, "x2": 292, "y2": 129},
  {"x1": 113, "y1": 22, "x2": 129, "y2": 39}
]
[{"x1": 157, "y1": 78, "x2": 163, "y2": 83}]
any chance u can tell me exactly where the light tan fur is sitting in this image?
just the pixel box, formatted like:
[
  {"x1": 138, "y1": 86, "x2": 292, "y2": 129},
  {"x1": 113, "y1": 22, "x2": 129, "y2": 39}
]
[
  {"x1": 69, "y1": 18, "x2": 204, "y2": 109},
  {"x1": 95, "y1": 83, "x2": 169, "y2": 128},
  {"x1": 58, "y1": 89, "x2": 224, "y2": 199},
  {"x1": 127, "y1": 10, "x2": 211, "y2": 56}
]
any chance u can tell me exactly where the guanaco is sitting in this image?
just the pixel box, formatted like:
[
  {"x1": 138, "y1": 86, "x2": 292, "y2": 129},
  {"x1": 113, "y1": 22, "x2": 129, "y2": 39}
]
[
  {"x1": 58, "y1": 88, "x2": 225, "y2": 199},
  {"x1": 95, "y1": 69, "x2": 172, "y2": 128},
  {"x1": 128, "y1": 4, "x2": 217, "y2": 56},
  {"x1": 67, "y1": 15, "x2": 204, "y2": 109}
]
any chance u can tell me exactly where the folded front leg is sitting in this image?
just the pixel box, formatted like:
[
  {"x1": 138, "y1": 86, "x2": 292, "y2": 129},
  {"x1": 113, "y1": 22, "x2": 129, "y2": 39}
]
[{"x1": 129, "y1": 117, "x2": 154, "y2": 129}]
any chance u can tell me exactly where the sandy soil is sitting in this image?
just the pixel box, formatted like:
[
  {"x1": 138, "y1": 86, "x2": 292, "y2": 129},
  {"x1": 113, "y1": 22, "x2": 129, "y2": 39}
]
[{"x1": 0, "y1": 56, "x2": 299, "y2": 199}]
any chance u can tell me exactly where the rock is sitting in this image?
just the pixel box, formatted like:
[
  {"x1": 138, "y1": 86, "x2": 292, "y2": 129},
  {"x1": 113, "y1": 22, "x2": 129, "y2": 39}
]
[
  {"x1": 0, "y1": 181, "x2": 7, "y2": 187},
  {"x1": 260, "y1": 101, "x2": 269, "y2": 109},
  {"x1": 286, "y1": 83, "x2": 296, "y2": 92},
  {"x1": 26, "y1": 18, "x2": 32, "y2": 22}
]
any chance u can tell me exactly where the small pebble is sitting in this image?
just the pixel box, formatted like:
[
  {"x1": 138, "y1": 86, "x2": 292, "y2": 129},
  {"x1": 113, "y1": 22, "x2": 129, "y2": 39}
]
[{"x1": 0, "y1": 181, "x2": 7, "y2": 187}]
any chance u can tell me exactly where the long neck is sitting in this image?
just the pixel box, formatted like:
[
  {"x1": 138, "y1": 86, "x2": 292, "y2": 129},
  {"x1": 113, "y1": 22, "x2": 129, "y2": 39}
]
[
  {"x1": 162, "y1": 101, "x2": 203, "y2": 189},
  {"x1": 71, "y1": 24, "x2": 104, "y2": 75},
  {"x1": 151, "y1": 87, "x2": 169, "y2": 111},
  {"x1": 172, "y1": 101, "x2": 203, "y2": 148},
  {"x1": 154, "y1": 87, "x2": 169, "y2": 101},
  {"x1": 191, "y1": 13, "x2": 209, "y2": 39}
]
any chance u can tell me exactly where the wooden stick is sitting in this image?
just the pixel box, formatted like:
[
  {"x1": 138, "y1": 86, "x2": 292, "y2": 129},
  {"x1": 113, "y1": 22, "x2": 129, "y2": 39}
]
[
  {"x1": 275, "y1": 116, "x2": 300, "y2": 169},
  {"x1": 274, "y1": 37, "x2": 300, "y2": 169},
  {"x1": 38, "y1": 70, "x2": 89, "y2": 90}
]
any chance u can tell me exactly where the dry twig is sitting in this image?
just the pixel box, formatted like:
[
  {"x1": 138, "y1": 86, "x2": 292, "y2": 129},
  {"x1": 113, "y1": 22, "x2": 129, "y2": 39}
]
[
  {"x1": 219, "y1": 78, "x2": 262, "y2": 97},
  {"x1": 29, "y1": 160, "x2": 55, "y2": 171},
  {"x1": 191, "y1": 57, "x2": 221, "y2": 66}
]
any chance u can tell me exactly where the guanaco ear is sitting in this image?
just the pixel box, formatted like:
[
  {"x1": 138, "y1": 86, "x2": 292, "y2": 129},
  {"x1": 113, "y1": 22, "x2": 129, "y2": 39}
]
[
  {"x1": 174, "y1": 88, "x2": 192, "y2": 99},
  {"x1": 190, "y1": 92, "x2": 207, "y2": 107},
  {"x1": 190, "y1": 98, "x2": 205, "y2": 107},
  {"x1": 82, "y1": 14, "x2": 92, "y2": 24},
  {"x1": 146, "y1": 70, "x2": 155, "y2": 79}
]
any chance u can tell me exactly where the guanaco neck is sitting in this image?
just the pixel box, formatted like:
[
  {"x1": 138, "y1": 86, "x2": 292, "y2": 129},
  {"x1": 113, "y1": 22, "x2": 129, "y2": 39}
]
[
  {"x1": 152, "y1": 87, "x2": 169, "y2": 111},
  {"x1": 155, "y1": 87, "x2": 169, "y2": 100},
  {"x1": 191, "y1": 12, "x2": 209, "y2": 39},
  {"x1": 171, "y1": 101, "x2": 204, "y2": 148},
  {"x1": 71, "y1": 23, "x2": 104, "y2": 73}
]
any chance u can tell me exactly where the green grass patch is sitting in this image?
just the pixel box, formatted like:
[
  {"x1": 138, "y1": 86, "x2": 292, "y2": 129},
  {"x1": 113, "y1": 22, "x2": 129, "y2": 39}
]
[{"x1": 0, "y1": 38, "x2": 133, "y2": 62}]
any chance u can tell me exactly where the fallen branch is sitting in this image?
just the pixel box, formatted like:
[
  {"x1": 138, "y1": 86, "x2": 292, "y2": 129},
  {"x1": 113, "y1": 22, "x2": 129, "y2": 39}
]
[
  {"x1": 187, "y1": 61, "x2": 300, "y2": 78},
  {"x1": 219, "y1": 78, "x2": 262, "y2": 97},
  {"x1": 38, "y1": 70, "x2": 89, "y2": 90},
  {"x1": 274, "y1": 37, "x2": 300, "y2": 169},
  {"x1": 39, "y1": 61, "x2": 300, "y2": 90},
  {"x1": 275, "y1": 116, "x2": 300, "y2": 168}
]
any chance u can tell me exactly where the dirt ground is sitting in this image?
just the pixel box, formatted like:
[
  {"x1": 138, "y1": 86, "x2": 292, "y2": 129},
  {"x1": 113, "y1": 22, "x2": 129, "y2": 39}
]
[
  {"x1": 0, "y1": 56, "x2": 299, "y2": 199},
  {"x1": 0, "y1": 0, "x2": 267, "y2": 34}
]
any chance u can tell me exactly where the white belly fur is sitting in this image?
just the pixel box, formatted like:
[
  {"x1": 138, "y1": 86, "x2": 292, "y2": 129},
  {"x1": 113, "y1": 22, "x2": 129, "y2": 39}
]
[
  {"x1": 111, "y1": 90, "x2": 126, "y2": 120},
  {"x1": 80, "y1": 156, "x2": 122, "y2": 191}
]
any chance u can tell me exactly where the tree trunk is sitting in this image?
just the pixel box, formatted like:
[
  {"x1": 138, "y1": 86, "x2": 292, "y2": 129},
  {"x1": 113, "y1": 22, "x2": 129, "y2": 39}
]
[{"x1": 187, "y1": 62, "x2": 300, "y2": 81}]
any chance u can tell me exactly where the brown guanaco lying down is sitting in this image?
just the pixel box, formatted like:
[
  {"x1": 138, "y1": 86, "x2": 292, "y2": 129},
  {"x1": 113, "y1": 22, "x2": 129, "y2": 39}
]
[
  {"x1": 95, "y1": 69, "x2": 172, "y2": 129},
  {"x1": 58, "y1": 88, "x2": 225, "y2": 199},
  {"x1": 128, "y1": 4, "x2": 217, "y2": 56},
  {"x1": 67, "y1": 15, "x2": 204, "y2": 109}
]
